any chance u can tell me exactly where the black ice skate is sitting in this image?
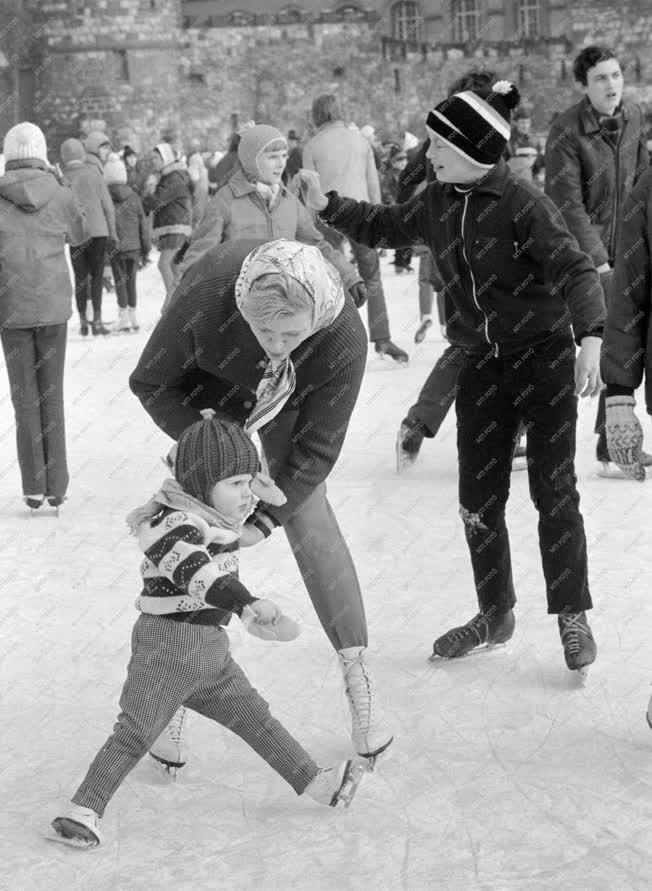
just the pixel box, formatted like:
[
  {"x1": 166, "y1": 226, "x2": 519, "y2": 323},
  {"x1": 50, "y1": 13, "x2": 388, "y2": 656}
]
[
  {"x1": 414, "y1": 317, "x2": 433, "y2": 344},
  {"x1": 374, "y1": 339, "x2": 409, "y2": 365},
  {"x1": 396, "y1": 419, "x2": 425, "y2": 473},
  {"x1": 430, "y1": 608, "x2": 515, "y2": 660},
  {"x1": 557, "y1": 610, "x2": 596, "y2": 681}
]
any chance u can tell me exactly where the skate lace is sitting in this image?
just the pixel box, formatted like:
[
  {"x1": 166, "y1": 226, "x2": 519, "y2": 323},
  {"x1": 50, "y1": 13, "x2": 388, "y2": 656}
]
[
  {"x1": 167, "y1": 706, "x2": 186, "y2": 744},
  {"x1": 559, "y1": 613, "x2": 590, "y2": 655},
  {"x1": 343, "y1": 656, "x2": 374, "y2": 732},
  {"x1": 449, "y1": 613, "x2": 488, "y2": 646}
]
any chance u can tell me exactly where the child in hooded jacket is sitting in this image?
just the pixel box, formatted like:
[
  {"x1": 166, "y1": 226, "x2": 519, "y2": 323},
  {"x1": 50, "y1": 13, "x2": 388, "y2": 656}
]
[
  {"x1": 300, "y1": 80, "x2": 606, "y2": 676},
  {"x1": 50, "y1": 415, "x2": 365, "y2": 849},
  {"x1": 142, "y1": 142, "x2": 192, "y2": 309},
  {"x1": 104, "y1": 156, "x2": 150, "y2": 332},
  {"x1": 175, "y1": 124, "x2": 366, "y2": 309}
]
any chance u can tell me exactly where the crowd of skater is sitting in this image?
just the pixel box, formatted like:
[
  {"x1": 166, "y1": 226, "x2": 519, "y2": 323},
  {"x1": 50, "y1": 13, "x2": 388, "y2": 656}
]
[{"x1": 0, "y1": 42, "x2": 651, "y2": 848}]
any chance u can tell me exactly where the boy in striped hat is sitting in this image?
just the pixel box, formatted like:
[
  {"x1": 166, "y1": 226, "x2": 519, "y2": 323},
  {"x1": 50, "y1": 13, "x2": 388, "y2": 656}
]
[
  {"x1": 50, "y1": 415, "x2": 365, "y2": 848},
  {"x1": 300, "y1": 78, "x2": 605, "y2": 679}
]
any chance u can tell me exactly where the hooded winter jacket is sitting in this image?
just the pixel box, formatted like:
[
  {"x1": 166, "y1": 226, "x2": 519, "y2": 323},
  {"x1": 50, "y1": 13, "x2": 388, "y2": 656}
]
[
  {"x1": 108, "y1": 183, "x2": 151, "y2": 256},
  {"x1": 0, "y1": 165, "x2": 88, "y2": 327},
  {"x1": 142, "y1": 161, "x2": 192, "y2": 240},
  {"x1": 601, "y1": 167, "x2": 652, "y2": 414},
  {"x1": 177, "y1": 166, "x2": 362, "y2": 292},
  {"x1": 62, "y1": 159, "x2": 117, "y2": 241}
]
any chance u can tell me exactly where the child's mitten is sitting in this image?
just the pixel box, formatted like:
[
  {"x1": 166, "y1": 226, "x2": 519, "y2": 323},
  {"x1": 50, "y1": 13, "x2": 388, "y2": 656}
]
[
  {"x1": 605, "y1": 396, "x2": 646, "y2": 481},
  {"x1": 241, "y1": 603, "x2": 300, "y2": 642},
  {"x1": 250, "y1": 472, "x2": 287, "y2": 506}
]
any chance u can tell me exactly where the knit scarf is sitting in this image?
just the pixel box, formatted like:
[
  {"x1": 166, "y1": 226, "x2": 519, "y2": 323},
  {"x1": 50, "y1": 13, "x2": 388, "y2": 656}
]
[
  {"x1": 126, "y1": 477, "x2": 252, "y2": 537},
  {"x1": 255, "y1": 180, "x2": 281, "y2": 210},
  {"x1": 234, "y1": 239, "x2": 346, "y2": 435}
]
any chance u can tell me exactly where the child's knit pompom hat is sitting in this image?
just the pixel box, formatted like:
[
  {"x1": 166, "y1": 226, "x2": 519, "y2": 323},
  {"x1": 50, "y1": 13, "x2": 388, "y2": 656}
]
[
  {"x1": 426, "y1": 80, "x2": 521, "y2": 169},
  {"x1": 237, "y1": 124, "x2": 287, "y2": 180},
  {"x1": 3, "y1": 122, "x2": 48, "y2": 165},
  {"x1": 175, "y1": 417, "x2": 260, "y2": 505}
]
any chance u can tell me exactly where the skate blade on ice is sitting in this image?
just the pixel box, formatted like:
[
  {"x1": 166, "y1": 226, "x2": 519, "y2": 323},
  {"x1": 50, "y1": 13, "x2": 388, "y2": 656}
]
[
  {"x1": 48, "y1": 819, "x2": 100, "y2": 849},
  {"x1": 149, "y1": 752, "x2": 183, "y2": 780},
  {"x1": 332, "y1": 758, "x2": 366, "y2": 808},
  {"x1": 428, "y1": 642, "x2": 509, "y2": 663},
  {"x1": 358, "y1": 736, "x2": 394, "y2": 772}
]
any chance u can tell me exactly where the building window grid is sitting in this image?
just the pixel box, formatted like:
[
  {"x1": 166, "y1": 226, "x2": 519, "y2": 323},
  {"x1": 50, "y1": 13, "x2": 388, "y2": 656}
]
[
  {"x1": 392, "y1": 1, "x2": 421, "y2": 43},
  {"x1": 452, "y1": 0, "x2": 480, "y2": 43},
  {"x1": 518, "y1": 0, "x2": 540, "y2": 38}
]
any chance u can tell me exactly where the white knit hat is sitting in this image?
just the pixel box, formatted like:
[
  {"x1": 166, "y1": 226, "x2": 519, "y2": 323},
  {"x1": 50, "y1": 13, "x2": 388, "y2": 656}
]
[
  {"x1": 104, "y1": 156, "x2": 128, "y2": 185},
  {"x1": 155, "y1": 142, "x2": 177, "y2": 168},
  {"x1": 3, "y1": 122, "x2": 48, "y2": 164}
]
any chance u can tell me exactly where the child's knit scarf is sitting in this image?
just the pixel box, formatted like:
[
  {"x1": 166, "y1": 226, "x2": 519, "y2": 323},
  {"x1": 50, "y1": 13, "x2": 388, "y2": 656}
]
[{"x1": 126, "y1": 477, "x2": 249, "y2": 539}]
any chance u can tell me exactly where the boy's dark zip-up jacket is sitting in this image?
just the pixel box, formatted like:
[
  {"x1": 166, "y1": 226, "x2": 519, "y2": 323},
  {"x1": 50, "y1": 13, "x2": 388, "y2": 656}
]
[{"x1": 319, "y1": 160, "x2": 606, "y2": 356}]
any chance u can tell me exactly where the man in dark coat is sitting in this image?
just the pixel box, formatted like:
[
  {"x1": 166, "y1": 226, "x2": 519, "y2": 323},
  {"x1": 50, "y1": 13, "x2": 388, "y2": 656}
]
[{"x1": 545, "y1": 44, "x2": 650, "y2": 475}]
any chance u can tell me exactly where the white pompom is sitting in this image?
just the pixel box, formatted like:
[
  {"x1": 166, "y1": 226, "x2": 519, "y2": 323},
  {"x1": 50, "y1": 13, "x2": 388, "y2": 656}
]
[{"x1": 492, "y1": 81, "x2": 514, "y2": 95}]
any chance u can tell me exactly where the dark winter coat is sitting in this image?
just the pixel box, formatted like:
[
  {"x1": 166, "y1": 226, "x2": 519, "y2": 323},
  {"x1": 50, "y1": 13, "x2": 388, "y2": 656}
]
[
  {"x1": 142, "y1": 163, "x2": 192, "y2": 240},
  {"x1": 545, "y1": 97, "x2": 648, "y2": 267},
  {"x1": 320, "y1": 159, "x2": 606, "y2": 356},
  {"x1": 108, "y1": 183, "x2": 151, "y2": 256},
  {"x1": 62, "y1": 160, "x2": 117, "y2": 241},
  {"x1": 0, "y1": 165, "x2": 87, "y2": 327},
  {"x1": 601, "y1": 167, "x2": 652, "y2": 414},
  {"x1": 129, "y1": 238, "x2": 367, "y2": 526}
]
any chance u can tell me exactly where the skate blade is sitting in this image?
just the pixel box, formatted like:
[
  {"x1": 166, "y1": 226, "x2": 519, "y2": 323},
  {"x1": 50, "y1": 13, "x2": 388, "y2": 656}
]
[
  {"x1": 149, "y1": 752, "x2": 184, "y2": 780},
  {"x1": 357, "y1": 736, "x2": 394, "y2": 772},
  {"x1": 428, "y1": 641, "x2": 509, "y2": 663},
  {"x1": 332, "y1": 759, "x2": 366, "y2": 808}
]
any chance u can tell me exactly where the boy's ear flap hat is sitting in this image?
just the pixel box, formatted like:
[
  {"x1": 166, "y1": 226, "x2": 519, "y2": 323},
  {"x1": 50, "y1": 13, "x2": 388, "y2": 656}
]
[
  {"x1": 237, "y1": 124, "x2": 287, "y2": 179},
  {"x1": 426, "y1": 81, "x2": 521, "y2": 168},
  {"x1": 175, "y1": 417, "x2": 260, "y2": 505}
]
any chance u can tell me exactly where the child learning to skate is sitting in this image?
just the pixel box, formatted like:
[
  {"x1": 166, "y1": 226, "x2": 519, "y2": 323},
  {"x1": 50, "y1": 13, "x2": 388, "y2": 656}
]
[
  {"x1": 300, "y1": 78, "x2": 606, "y2": 678},
  {"x1": 50, "y1": 416, "x2": 364, "y2": 848}
]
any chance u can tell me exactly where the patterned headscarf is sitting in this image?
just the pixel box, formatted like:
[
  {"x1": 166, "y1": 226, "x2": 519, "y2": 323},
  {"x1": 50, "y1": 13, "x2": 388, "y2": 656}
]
[{"x1": 234, "y1": 239, "x2": 346, "y2": 433}]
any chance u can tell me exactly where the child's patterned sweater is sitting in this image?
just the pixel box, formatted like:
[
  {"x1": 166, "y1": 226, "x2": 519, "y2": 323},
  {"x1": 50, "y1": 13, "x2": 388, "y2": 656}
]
[{"x1": 135, "y1": 505, "x2": 257, "y2": 627}]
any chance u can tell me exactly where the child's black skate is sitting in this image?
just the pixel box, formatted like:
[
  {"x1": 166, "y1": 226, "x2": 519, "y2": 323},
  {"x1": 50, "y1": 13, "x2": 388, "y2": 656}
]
[
  {"x1": 304, "y1": 758, "x2": 366, "y2": 808},
  {"x1": 557, "y1": 611, "x2": 596, "y2": 682},
  {"x1": 414, "y1": 317, "x2": 432, "y2": 344},
  {"x1": 49, "y1": 805, "x2": 101, "y2": 848},
  {"x1": 24, "y1": 495, "x2": 45, "y2": 513},
  {"x1": 396, "y1": 418, "x2": 424, "y2": 473},
  {"x1": 430, "y1": 608, "x2": 515, "y2": 660},
  {"x1": 375, "y1": 339, "x2": 409, "y2": 365}
]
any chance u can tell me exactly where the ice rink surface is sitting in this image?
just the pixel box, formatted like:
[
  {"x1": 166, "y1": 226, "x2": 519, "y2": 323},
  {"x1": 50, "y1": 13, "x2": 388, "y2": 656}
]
[{"x1": 1, "y1": 254, "x2": 651, "y2": 891}]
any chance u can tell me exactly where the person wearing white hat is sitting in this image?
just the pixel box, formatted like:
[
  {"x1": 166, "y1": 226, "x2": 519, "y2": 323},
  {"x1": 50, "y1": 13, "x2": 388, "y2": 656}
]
[{"x1": 0, "y1": 122, "x2": 88, "y2": 511}]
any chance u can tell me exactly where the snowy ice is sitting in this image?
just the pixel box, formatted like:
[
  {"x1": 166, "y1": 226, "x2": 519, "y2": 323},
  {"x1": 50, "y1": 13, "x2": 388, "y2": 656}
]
[{"x1": 1, "y1": 254, "x2": 651, "y2": 890}]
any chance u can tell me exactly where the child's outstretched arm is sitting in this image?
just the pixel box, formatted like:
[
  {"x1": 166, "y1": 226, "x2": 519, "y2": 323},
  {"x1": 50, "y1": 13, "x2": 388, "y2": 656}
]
[
  {"x1": 297, "y1": 168, "x2": 429, "y2": 251},
  {"x1": 139, "y1": 510, "x2": 256, "y2": 614}
]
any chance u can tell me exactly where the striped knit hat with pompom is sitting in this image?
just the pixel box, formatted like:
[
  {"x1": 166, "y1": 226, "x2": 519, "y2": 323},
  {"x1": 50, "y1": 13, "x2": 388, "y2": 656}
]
[
  {"x1": 174, "y1": 417, "x2": 260, "y2": 505},
  {"x1": 426, "y1": 80, "x2": 521, "y2": 169}
]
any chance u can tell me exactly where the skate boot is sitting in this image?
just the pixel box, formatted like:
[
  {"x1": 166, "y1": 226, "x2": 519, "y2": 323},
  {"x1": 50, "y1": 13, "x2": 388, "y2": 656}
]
[
  {"x1": 396, "y1": 418, "x2": 425, "y2": 473},
  {"x1": 431, "y1": 608, "x2": 515, "y2": 660},
  {"x1": 24, "y1": 494, "x2": 45, "y2": 512},
  {"x1": 79, "y1": 314, "x2": 89, "y2": 337},
  {"x1": 414, "y1": 316, "x2": 432, "y2": 344},
  {"x1": 374, "y1": 339, "x2": 409, "y2": 365},
  {"x1": 117, "y1": 307, "x2": 131, "y2": 332},
  {"x1": 149, "y1": 706, "x2": 189, "y2": 776},
  {"x1": 338, "y1": 646, "x2": 393, "y2": 767},
  {"x1": 128, "y1": 307, "x2": 140, "y2": 331},
  {"x1": 304, "y1": 759, "x2": 366, "y2": 808},
  {"x1": 50, "y1": 804, "x2": 101, "y2": 848},
  {"x1": 91, "y1": 319, "x2": 111, "y2": 336},
  {"x1": 557, "y1": 610, "x2": 596, "y2": 680}
]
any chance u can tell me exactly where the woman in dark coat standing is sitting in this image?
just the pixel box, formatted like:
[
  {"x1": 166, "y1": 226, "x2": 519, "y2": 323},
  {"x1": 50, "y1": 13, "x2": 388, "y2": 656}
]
[{"x1": 129, "y1": 237, "x2": 393, "y2": 771}]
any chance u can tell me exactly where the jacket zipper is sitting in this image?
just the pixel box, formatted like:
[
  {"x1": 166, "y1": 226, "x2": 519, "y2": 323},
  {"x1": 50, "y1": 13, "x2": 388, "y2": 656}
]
[
  {"x1": 608, "y1": 133, "x2": 621, "y2": 264},
  {"x1": 460, "y1": 193, "x2": 498, "y2": 357}
]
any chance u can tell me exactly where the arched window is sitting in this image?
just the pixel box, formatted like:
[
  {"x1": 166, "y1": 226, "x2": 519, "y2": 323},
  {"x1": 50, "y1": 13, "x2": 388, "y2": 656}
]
[
  {"x1": 452, "y1": 0, "x2": 480, "y2": 43},
  {"x1": 391, "y1": 1, "x2": 421, "y2": 42},
  {"x1": 518, "y1": 0, "x2": 540, "y2": 37}
]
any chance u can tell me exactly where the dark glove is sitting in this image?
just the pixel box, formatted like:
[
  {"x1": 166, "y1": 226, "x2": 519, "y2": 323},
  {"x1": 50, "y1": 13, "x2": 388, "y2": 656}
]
[{"x1": 348, "y1": 282, "x2": 368, "y2": 308}]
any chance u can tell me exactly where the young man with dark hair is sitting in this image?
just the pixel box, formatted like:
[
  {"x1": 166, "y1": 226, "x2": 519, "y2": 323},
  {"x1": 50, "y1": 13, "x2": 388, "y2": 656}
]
[{"x1": 545, "y1": 44, "x2": 650, "y2": 476}]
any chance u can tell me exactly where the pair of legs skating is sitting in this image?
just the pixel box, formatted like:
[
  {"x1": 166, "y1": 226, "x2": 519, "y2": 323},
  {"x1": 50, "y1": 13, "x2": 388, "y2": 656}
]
[
  {"x1": 150, "y1": 408, "x2": 393, "y2": 772},
  {"x1": 110, "y1": 251, "x2": 140, "y2": 332},
  {"x1": 430, "y1": 334, "x2": 596, "y2": 675},
  {"x1": 70, "y1": 236, "x2": 110, "y2": 336},
  {"x1": 0, "y1": 323, "x2": 69, "y2": 510},
  {"x1": 51, "y1": 615, "x2": 365, "y2": 847}
]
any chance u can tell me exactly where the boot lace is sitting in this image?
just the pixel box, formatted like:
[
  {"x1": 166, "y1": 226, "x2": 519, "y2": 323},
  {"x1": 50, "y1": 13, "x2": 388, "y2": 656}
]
[
  {"x1": 448, "y1": 613, "x2": 489, "y2": 646},
  {"x1": 559, "y1": 612, "x2": 590, "y2": 656},
  {"x1": 342, "y1": 655, "x2": 374, "y2": 733},
  {"x1": 167, "y1": 706, "x2": 187, "y2": 745}
]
